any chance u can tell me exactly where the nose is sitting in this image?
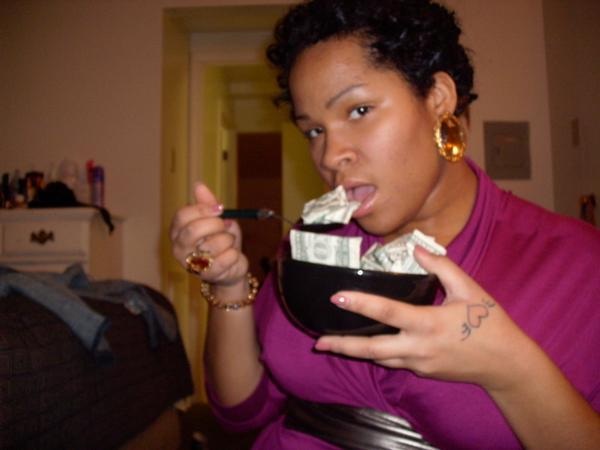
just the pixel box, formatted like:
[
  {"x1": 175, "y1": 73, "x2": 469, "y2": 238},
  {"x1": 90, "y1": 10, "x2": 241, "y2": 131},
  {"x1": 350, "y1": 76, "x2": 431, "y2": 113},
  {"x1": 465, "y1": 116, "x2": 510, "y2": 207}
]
[{"x1": 319, "y1": 131, "x2": 357, "y2": 172}]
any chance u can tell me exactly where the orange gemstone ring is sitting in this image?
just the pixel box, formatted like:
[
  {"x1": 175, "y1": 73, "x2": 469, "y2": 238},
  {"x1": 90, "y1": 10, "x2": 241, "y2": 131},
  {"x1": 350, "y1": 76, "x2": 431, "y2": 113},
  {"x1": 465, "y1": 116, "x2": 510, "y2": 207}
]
[{"x1": 185, "y1": 250, "x2": 213, "y2": 274}]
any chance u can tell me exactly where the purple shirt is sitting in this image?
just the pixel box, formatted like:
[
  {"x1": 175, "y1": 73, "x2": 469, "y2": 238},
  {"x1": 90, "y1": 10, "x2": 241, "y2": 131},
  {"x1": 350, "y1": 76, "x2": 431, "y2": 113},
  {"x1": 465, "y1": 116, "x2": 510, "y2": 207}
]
[{"x1": 207, "y1": 161, "x2": 600, "y2": 449}]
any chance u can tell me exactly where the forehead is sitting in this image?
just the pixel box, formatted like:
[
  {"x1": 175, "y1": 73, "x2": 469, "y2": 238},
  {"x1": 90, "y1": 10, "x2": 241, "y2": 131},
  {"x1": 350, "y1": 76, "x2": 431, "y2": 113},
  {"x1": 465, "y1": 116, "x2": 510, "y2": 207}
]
[
  {"x1": 289, "y1": 36, "x2": 410, "y2": 110},
  {"x1": 290, "y1": 37, "x2": 374, "y2": 87}
]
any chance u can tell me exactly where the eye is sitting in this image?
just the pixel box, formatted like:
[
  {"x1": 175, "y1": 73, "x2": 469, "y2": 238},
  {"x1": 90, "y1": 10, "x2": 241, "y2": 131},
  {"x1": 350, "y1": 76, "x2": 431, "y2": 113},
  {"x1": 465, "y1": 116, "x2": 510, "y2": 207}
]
[
  {"x1": 303, "y1": 127, "x2": 323, "y2": 139},
  {"x1": 349, "y1": 105, "x2": 371, "y2": 120}
]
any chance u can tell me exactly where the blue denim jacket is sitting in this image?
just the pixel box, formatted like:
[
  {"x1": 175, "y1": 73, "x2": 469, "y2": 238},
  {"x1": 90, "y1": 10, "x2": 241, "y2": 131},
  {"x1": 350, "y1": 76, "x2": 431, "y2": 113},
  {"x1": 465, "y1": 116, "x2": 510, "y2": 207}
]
[{"x1": 0, "y1": 264, "x2": 177, "y2": 364}]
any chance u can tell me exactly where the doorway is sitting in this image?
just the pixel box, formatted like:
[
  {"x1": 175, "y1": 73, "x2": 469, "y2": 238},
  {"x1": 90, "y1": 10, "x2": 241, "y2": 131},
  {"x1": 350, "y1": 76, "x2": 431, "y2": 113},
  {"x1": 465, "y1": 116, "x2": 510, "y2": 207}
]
[
  {"x1": 237, "y1": 132, "x2": 283, "y2": 282},
  {"x1": 162, "y1": 8, "x2": 323, "y2": 402}
]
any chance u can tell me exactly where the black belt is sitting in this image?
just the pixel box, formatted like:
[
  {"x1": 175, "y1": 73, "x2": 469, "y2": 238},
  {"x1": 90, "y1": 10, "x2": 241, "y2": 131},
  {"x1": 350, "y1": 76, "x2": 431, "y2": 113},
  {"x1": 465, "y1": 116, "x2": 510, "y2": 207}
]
[{"x1": 284, "y1": 398, "x2": 437, "y2": 450}]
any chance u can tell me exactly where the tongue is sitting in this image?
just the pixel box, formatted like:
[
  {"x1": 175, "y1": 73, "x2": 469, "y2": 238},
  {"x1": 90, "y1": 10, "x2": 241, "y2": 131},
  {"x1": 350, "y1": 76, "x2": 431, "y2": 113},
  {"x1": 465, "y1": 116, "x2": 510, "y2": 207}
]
[{"x1": 347, "y1": 185, "x2": 375, "y2": 203}]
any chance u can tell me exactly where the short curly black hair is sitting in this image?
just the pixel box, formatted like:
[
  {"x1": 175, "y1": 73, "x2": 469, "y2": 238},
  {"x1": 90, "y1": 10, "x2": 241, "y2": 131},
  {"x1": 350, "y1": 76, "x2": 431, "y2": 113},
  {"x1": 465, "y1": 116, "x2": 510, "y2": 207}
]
[{"x1": 266, "y1": 0, "x2": 477, "y2": 116}]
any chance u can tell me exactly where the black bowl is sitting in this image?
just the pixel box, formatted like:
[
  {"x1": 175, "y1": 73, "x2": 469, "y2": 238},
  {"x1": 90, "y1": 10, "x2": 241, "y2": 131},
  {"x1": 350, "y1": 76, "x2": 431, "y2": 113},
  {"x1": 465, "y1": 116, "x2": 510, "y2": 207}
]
[{"x1": 277, "y1": 257, "x2": 439, "y2": 336}]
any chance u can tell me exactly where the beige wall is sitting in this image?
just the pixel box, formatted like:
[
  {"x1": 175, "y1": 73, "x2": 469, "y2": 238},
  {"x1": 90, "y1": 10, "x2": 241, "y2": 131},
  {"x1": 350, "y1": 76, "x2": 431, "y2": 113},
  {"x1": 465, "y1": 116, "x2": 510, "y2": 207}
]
[
  {"x1": 1, "y1": 0, "x2": 597, "y2": 290},
  {"x1": 447, "y1": 0, "x2": 554, "y2": 210},
  {"x1": 543, "y1": 0, "x2": 600, "y2": 221},
  {"x1": 1, "y1": 0, "x2": 161, "y2": 287},
  {"x1": 0, "y1": 0, "x2": 291, "y2": 289}
]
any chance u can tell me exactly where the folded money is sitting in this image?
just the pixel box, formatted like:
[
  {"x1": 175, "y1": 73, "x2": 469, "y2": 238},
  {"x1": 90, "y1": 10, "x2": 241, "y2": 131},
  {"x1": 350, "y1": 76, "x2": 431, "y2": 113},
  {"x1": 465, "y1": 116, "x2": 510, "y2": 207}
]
[
  {"x1": 289, "y1": 227, "x2": 446, "y2": 275},
  {"x1": 360, "y1": 230, "x2": 446, "y2": 275},
  {"x1": 290, "y1": 229, "x2": 362, "y2": 268},
  {"x1": 301, "y1": 185, "x2": 360, "y2": 225}
]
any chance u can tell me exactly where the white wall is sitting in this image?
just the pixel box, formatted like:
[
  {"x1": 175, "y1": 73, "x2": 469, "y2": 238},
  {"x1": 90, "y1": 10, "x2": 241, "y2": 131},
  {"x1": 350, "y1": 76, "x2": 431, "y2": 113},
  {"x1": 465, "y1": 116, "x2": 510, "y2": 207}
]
[
  {"x1": 543, "y1": 0, "x2": 600, "y2": 221},
  {"x1": 0, "y1": 0, "x2": 292, "y2": 289},
  {"x1": 447, "y1": 0, "x2": 554, "y2": 210},
  {"x1": 0, "y1": 0, "x2": 163, "y2": 287}
]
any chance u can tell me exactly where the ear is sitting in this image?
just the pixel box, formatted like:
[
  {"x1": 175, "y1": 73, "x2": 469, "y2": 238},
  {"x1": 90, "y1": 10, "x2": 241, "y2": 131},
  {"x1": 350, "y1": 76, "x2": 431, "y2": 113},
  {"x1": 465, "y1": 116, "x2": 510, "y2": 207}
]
[{"x1": 426, "y1": 72, "x2": 458, "y2": 117}]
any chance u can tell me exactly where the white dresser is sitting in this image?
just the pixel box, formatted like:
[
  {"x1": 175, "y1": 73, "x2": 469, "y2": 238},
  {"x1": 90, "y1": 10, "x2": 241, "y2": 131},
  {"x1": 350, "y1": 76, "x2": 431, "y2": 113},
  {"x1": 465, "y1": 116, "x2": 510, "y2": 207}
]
[{"x1": 0, "y1": 207, "x2": 123, "y2": 279}]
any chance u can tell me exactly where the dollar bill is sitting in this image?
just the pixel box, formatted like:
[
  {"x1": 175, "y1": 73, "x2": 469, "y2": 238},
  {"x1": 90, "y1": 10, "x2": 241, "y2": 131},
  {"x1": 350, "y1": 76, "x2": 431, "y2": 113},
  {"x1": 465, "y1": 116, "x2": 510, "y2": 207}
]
[
  {"x1": 290, "y1": 229, "x2": 362, "y2": 268},
  {"x1": 360, "y1": 230, "x2": 446, "y2": 274},
  {"x1": 301, "y1": 185, "x2": 360, "y2": 225},
  {"x1": 359, "y1": 243, "x2": 387, "y2": 271}
]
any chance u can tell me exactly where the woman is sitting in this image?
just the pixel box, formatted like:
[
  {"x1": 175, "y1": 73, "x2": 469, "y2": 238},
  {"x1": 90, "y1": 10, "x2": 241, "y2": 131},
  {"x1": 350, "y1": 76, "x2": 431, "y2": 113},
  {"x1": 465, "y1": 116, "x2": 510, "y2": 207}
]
[{"x1": 170, "y1": 1, "x2": 600, "y2": 448}]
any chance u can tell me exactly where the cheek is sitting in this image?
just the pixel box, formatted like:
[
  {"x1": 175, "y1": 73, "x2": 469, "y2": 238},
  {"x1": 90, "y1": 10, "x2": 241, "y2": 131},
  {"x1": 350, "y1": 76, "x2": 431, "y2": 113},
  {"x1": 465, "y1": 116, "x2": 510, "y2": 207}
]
[
  {"x1": 365, "y1": 120, "x2": 417, "y2": 167},
  {"x1": 374, "y1": 117, "x2": 439, "y2": 190},
  {"x1": 385, "y1": 113, "x2": 436, "y2": 164}
]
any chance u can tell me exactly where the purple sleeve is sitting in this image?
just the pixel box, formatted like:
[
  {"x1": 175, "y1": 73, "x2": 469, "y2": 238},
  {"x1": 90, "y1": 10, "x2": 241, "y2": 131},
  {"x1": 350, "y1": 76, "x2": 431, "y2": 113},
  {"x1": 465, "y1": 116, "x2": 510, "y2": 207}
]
[
  {"x1": 590, "y1": 384, "x2": 600, "y2": 412},
  {"x1": 205, "y1": 370, "x2": 286, "y2": 432},
  {"x1": 204, "y1": 272, "x2": 288, "y2": 432}
]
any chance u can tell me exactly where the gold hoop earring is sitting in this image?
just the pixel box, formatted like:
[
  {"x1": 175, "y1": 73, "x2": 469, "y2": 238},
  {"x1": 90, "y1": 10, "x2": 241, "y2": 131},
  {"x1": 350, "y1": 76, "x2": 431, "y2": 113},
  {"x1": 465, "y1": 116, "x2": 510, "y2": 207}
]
[{"x1": 434, "y1": 112, "x2": 466, "y2": 162}]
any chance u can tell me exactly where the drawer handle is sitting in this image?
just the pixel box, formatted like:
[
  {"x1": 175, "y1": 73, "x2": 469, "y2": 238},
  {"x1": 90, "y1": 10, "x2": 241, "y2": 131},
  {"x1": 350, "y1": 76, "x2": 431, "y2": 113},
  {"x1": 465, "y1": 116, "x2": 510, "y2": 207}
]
[{"x1": 30, "y1": 230, "x2": 55, "y2": 245}]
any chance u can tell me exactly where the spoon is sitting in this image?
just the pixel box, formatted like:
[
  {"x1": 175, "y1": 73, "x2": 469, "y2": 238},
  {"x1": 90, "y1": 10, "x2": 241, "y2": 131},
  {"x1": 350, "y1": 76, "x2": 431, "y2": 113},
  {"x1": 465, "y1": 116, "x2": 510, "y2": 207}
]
[
  {"x1": 221, "y1": 208, "x2": 294, "y2": 225},
  {"x1": 221, "y1": 209, "x2": 342, "y2": 232}
]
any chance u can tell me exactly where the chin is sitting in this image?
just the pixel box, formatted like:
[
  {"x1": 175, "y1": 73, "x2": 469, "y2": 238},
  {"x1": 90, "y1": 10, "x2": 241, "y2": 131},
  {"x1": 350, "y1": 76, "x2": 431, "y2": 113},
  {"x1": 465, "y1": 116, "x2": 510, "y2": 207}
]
[
  {"x1": 359, "y1": 214, "x2": 411, "y2": 240},
  {"x1": 355, "y1": 217, "x2": 391, "y2": 237}
]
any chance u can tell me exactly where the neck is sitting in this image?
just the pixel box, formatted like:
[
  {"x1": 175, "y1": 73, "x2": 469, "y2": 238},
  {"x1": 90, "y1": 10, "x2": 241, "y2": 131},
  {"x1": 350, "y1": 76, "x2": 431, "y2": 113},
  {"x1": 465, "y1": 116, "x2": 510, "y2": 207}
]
[{"x1": 391, "y1": 159, "x2": 478, "y2": 247}]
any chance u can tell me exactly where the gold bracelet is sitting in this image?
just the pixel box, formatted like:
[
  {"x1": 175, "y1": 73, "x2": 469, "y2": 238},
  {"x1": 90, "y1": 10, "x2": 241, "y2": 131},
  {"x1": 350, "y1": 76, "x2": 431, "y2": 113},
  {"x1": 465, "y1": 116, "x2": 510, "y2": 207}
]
[{"x1": 200, "y1": 273, "x2": 260, "y2": 311}]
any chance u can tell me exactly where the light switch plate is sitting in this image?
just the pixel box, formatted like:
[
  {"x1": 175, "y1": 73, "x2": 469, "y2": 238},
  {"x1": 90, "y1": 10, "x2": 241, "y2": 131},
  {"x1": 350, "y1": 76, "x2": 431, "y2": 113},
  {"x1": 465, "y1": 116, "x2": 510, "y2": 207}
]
[{"x1": 484, "y1": 121, "x2": 531, "y2": 180}]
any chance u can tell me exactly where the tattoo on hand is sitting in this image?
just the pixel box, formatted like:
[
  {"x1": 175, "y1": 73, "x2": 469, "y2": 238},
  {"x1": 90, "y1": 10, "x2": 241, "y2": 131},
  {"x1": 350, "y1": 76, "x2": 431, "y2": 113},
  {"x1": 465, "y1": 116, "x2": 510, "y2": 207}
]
[{"x1": 461, "y1": 298, "x2": 496, "y2": 341}]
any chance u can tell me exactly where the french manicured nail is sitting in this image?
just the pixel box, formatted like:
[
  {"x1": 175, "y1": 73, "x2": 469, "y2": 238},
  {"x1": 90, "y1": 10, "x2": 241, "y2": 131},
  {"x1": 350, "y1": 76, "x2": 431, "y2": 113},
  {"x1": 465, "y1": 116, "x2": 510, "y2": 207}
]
[
  {"x1": 314, "y1": 340, "x2": 330, "y2": 351},
  {"x1": 331, "y1": 294, "x2": 350, "y2": 308}
]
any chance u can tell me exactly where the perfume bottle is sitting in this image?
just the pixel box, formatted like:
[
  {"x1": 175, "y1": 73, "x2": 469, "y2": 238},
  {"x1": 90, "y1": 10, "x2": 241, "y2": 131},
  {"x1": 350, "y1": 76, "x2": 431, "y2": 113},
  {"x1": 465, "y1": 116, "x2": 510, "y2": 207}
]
[{"x1": 90, "y1": 166, "x2": 104, "y2": 207}]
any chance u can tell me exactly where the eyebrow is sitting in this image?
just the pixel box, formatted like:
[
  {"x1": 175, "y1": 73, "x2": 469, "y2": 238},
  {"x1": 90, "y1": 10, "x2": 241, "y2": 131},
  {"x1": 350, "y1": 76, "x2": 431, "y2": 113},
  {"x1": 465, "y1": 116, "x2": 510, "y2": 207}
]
[
  {"x1": 294, "y1": 83, "x2": 365, "y2": 122},
  {"x1": 325, "y1": 83, "x2": 365, "y2": 108}
]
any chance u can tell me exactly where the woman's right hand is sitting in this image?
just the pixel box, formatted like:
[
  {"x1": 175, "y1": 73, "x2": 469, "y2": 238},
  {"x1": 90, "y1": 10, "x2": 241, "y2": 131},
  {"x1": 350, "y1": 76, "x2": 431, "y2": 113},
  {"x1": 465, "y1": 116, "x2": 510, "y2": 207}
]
[
  {"x1": 172, "y1": 184, "x2": 263, "y2": 406},
  {"x1": 170, "y1": 183, "x2": 249, "y2": 288}
]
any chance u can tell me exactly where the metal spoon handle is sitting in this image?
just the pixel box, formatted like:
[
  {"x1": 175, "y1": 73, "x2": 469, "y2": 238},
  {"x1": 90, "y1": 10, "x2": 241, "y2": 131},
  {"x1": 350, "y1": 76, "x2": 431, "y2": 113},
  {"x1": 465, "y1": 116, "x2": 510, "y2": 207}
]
[
  {"x1": 221, "y1": 209, "x2": 296, "y2": 226},
  {"x1": 221, "y1": 208, "x2": 273, "y2": 219},
  {"x1": 221, "y1": 209, "x2": 341, "y2": 230}
]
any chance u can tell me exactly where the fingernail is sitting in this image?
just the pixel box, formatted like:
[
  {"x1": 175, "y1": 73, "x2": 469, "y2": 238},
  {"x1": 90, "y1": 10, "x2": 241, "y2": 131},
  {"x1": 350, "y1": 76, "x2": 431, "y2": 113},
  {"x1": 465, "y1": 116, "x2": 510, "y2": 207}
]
[
  {"x1": 314, "y1": 340, "x2": 330, "y2": 351},
  {"x1": 331, "y1": 294, "x2": 350, "y2": 308},
  {"x1": 212, "y1": 204, "x2": 224, "y2": 214},
  {"x1": 223, "y1": 219, "x2": 233, "y2": 228}
]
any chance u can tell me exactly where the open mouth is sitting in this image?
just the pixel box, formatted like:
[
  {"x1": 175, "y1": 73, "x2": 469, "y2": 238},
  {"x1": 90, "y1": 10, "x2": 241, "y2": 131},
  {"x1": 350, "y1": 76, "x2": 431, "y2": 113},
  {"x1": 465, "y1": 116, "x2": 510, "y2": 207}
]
[{"x1": 345, "y1": 185, "x2": 376, "y2": 218}]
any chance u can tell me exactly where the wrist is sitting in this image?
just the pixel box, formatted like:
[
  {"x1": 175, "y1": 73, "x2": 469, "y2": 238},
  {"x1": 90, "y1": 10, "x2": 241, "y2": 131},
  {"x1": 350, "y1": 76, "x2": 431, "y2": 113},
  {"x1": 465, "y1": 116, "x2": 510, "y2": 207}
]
[
  {"x1": 212, "y1": 275, "x2": 248, "y2": 296},
  {"x1": 202, "y1": 273, "x2": 259, "y2": 311},
  {"x1": 484, "y1": 331, "x2": 541, "y2": 394}
]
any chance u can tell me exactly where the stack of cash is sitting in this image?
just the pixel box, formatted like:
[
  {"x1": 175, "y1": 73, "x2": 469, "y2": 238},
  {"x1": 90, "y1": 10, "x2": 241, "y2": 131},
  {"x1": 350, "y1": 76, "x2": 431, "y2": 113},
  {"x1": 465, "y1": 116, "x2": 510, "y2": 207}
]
[
  {"x1": 301, "y1": 185, "x2": 360, "y2": 225},
  {"x1": 292, "y1": 188, "x2": 446, "y2": 274},
  {"x1": 360, "y1": 230, "x2": 446, "y2": 275},
  {"x1": 290, "y1": 229, "x2": 362, "y2": 268},
  {"x1": 290, "y1": 229, "x2": 445, "y2": 274}
]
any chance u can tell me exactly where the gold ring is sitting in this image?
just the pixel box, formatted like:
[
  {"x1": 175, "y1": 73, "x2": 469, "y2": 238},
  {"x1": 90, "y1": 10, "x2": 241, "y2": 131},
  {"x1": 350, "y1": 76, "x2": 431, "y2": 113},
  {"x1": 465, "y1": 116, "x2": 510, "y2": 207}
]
[{"x1": 185, "y1": 250, "x2": 213, "y2": 274}]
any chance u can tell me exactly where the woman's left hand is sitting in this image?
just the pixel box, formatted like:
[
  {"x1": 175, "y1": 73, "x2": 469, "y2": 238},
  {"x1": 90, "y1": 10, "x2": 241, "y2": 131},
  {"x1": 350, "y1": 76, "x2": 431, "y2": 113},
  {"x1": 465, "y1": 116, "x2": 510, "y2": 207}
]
[{"x1": 315, "y1": 246, "x2": 531, "y2": 391}]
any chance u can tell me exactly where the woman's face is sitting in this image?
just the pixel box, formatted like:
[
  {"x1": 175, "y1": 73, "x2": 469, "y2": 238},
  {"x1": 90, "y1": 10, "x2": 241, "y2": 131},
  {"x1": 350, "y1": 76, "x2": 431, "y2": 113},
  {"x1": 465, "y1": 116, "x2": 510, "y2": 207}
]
[{"x1": 289, "y1": 37, "x2": 452, "y2": 242}]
